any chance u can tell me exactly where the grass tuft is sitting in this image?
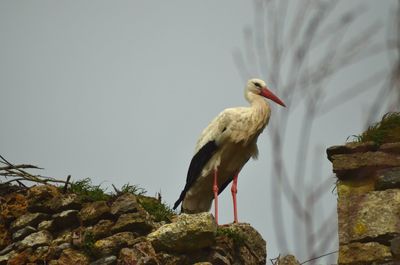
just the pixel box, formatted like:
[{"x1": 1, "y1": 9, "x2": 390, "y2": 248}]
[
  {"x1": 69, "y1": 178, "x2": 110, "y2": 202},
  {"x1": 138, "y1": 196, "x2": 175, "y2": 223},
  {"x1": 120, "y1": 183, "x2": 147, "y2": 196},
  {"x1": 351, "y1": 112, "x2": 400, "y2": 145}
]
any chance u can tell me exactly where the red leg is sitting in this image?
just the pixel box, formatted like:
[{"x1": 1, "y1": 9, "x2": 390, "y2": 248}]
[
  {"x1": 213, "y1": 168, "x2": 219, "y2": 225},
  {"x1": 231, "y1": 174, "x2": 239, "y2": 223}
]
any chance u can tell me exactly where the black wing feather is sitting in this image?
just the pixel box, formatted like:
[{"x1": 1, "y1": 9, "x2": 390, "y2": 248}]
[{"x1": 173, "y1": 140, "x2": 218, "y2": 210}]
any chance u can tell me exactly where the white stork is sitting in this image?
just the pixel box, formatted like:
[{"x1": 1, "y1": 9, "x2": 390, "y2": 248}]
[{"x1": 173, "y1": 78, "x2": 286, "y2": 224}]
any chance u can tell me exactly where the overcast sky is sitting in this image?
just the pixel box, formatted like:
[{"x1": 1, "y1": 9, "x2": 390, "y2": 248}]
[{"x1": 0, "y1": 1, "x2": 397, "y2": 262}]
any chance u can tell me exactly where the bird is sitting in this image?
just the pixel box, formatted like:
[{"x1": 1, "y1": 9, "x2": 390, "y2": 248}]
[{"x1": 173, "y1": 78, "x2": 286, "y2": 224}]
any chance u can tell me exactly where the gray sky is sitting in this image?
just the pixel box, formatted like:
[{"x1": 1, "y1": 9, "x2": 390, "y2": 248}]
[{"x1": 0, "y1": 1, "x2": 396, "y2": 262}]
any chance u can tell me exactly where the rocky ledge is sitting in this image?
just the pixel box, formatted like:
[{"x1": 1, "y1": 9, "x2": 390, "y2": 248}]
[
  {"x1": 0, "y1": 184, "x2": 266, "y2": 265},
  {"x1": 327, "y1": 141, "x2": 400, "y2": 265}
]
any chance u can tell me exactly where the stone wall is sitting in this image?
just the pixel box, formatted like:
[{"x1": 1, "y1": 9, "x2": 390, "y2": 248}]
[
  {"x1": 327, "y1": 141, "x2": 400, "y2": 265},
  {"x1": 0, "y1": 184, "x2": 266, "y2": 265}
]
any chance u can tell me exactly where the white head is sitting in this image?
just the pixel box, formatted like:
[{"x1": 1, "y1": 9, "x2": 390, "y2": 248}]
[{"x1": 245, "y1": 78, "x2": 286, "y2": 107}]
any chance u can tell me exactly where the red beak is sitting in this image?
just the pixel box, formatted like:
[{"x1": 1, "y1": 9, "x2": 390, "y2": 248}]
[{"x1": 260, "y1": 87, "x2": 286, "y2": 107}]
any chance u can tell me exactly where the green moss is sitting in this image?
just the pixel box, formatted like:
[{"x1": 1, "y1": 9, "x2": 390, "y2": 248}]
[
  {"x1": 82, "y1": 231, "x2": 96, "y2": 257},
  {"x1": 351, "y1": 112, "x2": 400, "y2": 145},
  {"x1": 138, "y1": 196, "x2": 175, "y2": 223},
  {"x1": 216, "y1": 226, "x2": 246, "y2": 246},
  {"x1": 69, "y1": 178, "x2": 110, "y2": 202}
]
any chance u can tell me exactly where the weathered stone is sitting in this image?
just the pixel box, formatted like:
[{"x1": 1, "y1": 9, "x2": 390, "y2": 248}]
[
  {"x1": 80, "y1": 201, "x2": 112, "y2": 225},
  {"x1": 94, "y1": 232, "x2": 138, "y2": 257},
  {"x1": 49, "y1": 194, "x2": 82, "y2": 212},
  {"x1": 0, "y1": 224, "x2": 11, "y2": 250},
  {"x1": 53, "y1": 231, "x2": 72, "y2": 246},
  {"x1": 92, "y1": 219, "x2": 114, "y2": 240},
  {"x1": 90, "y1": 255, "x2": 117, "y2": 265},
  {"x1": 155, "y1": 252, "x2": 184, "y2": 265},
  {"x1": 337, "y1": 177, "x2": 376, "y2": 197},
  {"x1": 110, "y1": 193, "x2": 139, "y2": 215},
  {"x1": 375, "y1": 167, "x2": 400, "y2": 190},
  {"x1": 380, "y1": 142, "x2": 400, "y2": 153},
  {"x1": 338, "y1": 189, "x2": 400, "y2": 244},
  {"x1": 127, "y1": 241, "x2": 159, "y2": 264},
  {"x1": 390, "y1": 236, "x2": 400, "y2": 258},
  {"x1": 277, "y1": 255, "x2": 301, "y2": 265},
  {"x1": 19, "y1": 230, "x2": 52, "y2": 249},
  {"x1": 12, "y1": 226, "x2": 36, "y2": 241},
  {"x1": 119, "y1": 244, "x2": 160, "y2": 265},
  {"x1": 147, "y1": 212, "x2": 217, "y2": 253},
  {"x1": 10, "y1": 212, "x2": 49, "y2": 232},
  {"x1": 111, "y1": 212, "x2": 153, "y2": 234},
  {"x1": 53, "y1": 210, "x2": 80, "y2": 230},
  {"x1": 327, "y1": 141, "x2": 378, "y2": 161},
  {"x1": 224, "y1": 223, "x2": 266, "y2": 265},
  {"x1": 27, "y1": 185, "x2": 61, "y2": 213},
  {"x1": 0, "y1": 250, "x2": 15, "y2": 265},
  {"x1": 210, "y1": 252, "x2": 230, "y2": 265},
  {"x1": 0, "y1": 193, "x2": 27, "y2": 223},
  {"x1": 332, "y1": 151, "x2": 400, "y2": 178},
  {"x1": 0, "y1": 243, "x2": 15, "y2": 256},
  {"x1": 53, "y1": 243, "x2": 71, "y2": 258},
  {"x1": 38, "y1": 220, "x2": 56, "y2": 231},
  {"x1": 57, "y1": 248, "x2": 89, "y2": 265},
  {"x1": 34, "y1": 245, "x2": 50, "y2": 260},
  {"x1": 339, "y1": 242, "x2": 392, "y2": 265}
]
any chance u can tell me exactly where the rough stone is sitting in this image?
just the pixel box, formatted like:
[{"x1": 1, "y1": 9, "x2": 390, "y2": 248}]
[
  {"x1": 38, "y1": 220, "x2": 56, "y2": 231},
  {"x1": 12, "y1": 226, "x2": 36, "y2": 241},
  {"x1": 147, "y1": 212, "x2": 217, "y2": 253},
  {"x1": 53, "y1": 210, "x2": 80, "y2": 230},
  {"x1": 375, "y1": 167, "x2": 400, "y2": 190},
  {"x1": 57, "y1": 248, "x2": 89, "y2": 265},
  {"x1": 10, "y1": 212, "x2": 49, "y2": 232},
  {"x1": 338, "y1": 189, "x2": 400, "y2": 244},
  {"x1": 0, "y1": 243, "x2": 15, "y2": 256},
  {"x1": 27, "y1": 185, "x2": 61, "y2": 212},
  {"x1": 92, "y1": 219, "x2": 114, "y2": 240},
  {"x1": 390, "y1": 236, "x2": 400, "y2": 258},
  {"x1": 53, "y1": 243, "x2": 71, "y2": 258},
  {"x1": 332, "y1": 151, "x2": 400, "y2": 178},
  {"x1": 89, "y1": 255, "x2": 117, "y2": 265},
  {"x1": 52, "y1": 230, "x2": 72, "y2": 246},
  {"x1": 19, "y1": 230, "x2": 52, "y2": 249},
  {"x1": 94, "y1": 232, "x2": 138, "y2": 257},
  {"x1": 80, "y1": 201, "x2": 112, "y2": 225},
  {"x1": 0, "y1": 193, "x2": 27, "y2": 223},
  {"x1": 327, "y1": 141, "x2": 378, "y2": 161},
  {"x1": 119, "y1": 244, "x2": 160, "y2": 265},
  {"x1": 277, "y1": 255, "x2": 301, "y2": 265},
  {"x1": 0, "y1": 250, "x2": 15, "y2": 264},
  {"x1": 0, "y1": 224, "x2": 11, "y2": 250},
  {"x1": 337, "y1": 178, "x2": 376, "y2": 198},
  {"x1": 110, "y1": 193, "x2": 139, "y2": 215},
  {"x1": 224, "y1": 223, "x2": 266, "y2": 264},
  {"x1": 49, "y1": 194, "x2": 82, "y2": 212},
  {"x1": 155, "y1": 252, "x2": 184, "y2": 265},
  {"x1": 339, "y1": 242, "x2": 392, "y2": 265},
  {"x1": 111, "y1": 212, "x2": 153, "y2": 235},
  {"x1": 380, "y1": 142, "x2": 400, "y2": 153},
  {"x1": 210, "y1": 252, "x2": 230, "y2": 265},
  {"x1": 120, "y1": 241, "x2": 159, "y2": 265}
]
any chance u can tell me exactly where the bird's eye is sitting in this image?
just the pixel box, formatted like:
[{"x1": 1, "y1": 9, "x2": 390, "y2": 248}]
[{"x1": 253, "y1": 82, "x2": 262, "y2": 88}]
